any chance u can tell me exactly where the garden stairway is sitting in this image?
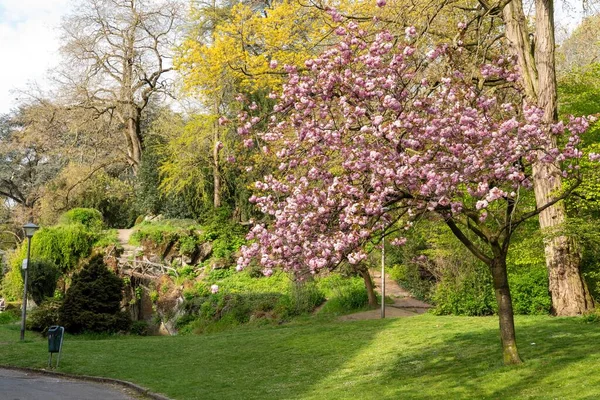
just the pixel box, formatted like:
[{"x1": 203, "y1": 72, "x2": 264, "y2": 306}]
[{"x1": 115, "y1": 229, "x2": 177, "y2": 279}]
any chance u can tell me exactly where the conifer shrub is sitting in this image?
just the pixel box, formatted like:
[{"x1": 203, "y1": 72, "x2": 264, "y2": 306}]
[{"x1": 59, "y1": 255, "x2": 130, "y2": 333}]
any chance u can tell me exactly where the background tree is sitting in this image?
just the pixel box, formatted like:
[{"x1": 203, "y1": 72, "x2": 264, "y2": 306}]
[
  {"x1": 501, "y1": 0, "x2": 595, "y2": 315},
  {"x1": 58, "y1": 0, "x2": 182, "y2": 172},
  {"x1": 0, "y1": 107, "x2": 66, "y2": 219}
]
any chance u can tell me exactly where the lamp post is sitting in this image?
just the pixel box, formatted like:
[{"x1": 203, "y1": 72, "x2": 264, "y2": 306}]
[{"x1": 20, "y1": 222, "x2": 39, "y2": 341}]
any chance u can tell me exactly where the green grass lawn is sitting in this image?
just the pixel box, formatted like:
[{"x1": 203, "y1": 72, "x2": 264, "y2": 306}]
[{"x1": 1, "y1": 314, "x2": 599, "y2": 399}]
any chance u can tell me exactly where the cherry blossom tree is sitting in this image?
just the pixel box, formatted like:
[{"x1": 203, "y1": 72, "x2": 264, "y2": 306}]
[{"x1": 235, "y1": 22, "x2": 593, "y2": 365}]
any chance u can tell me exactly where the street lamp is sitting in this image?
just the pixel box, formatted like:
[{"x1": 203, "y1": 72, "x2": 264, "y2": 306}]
[{"x1": 20, "y1": 222, "x2": 39, "y2": 341}]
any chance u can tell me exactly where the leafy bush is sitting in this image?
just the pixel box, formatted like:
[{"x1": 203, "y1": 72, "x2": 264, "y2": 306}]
[
  {"x1": 59, "y1": 208, "x2": 104, "y2": 231},
  {"x1": 317, "y1": 275, "x2": 369, "y2": 315},
  {"x1": 508, "y1": 266, "x2": 551, "y2": 315},
  {"x1": 93, "y1": 229, "x2": 121, "y2": 249},
  {"x1": 0, "y1": 309, "x2": 20, "y2": 325},
  {"x1": 130, "y1": 320, "x2": 149, "y2": 336},
  {"x1": 207, "y1": 267, "x2": 235, "y2": 281},
  {"x1": 27, "y1": 298, "x2": 62, "y2": 335},
  {"x1": 432, "y1": 262, "x2": 496, "y2": 316},
  {"x1": 10, "y1": 224, "x2": 97, "y2": 275},
  {"x1": 59, "y1": 255, "x2": 131, "y2": 333},
  {"x1": 1, "y1": 253, "x2": 23, "y2": 301},
  {"x1": 199, "y1": 209, "x2": 246, "y2": 260},
  {"x1": 391, "y1": 263, "x2": 436, "y2": 303},
  {"x1": 275, "y1": 281, "x2": 325, "y2": 318},
  {"x1": 23, "y1": 260, "x2": 60, "y2": 305}
]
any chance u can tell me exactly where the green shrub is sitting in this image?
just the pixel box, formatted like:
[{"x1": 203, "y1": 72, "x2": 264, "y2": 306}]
[
  {"x1": 207, "y1": 267, "x2": 234, "y2": 281},
  {"x1": 8, "y1": 224, "x2": 97, "y2": 277},
  {"x1": 177, "y1": 265, "x2": 196, "y2": 279},
  {"x1": 1, "y1": 253, "x2": 23, "y2": 301},
  {"x1": 23, "y1": 260, "x2": 60, "y2": 305},
  {"x1": 179, "y1": 236, "x2": 198, "y2": 256},
  {"x1": 199, "y1": 211, "x2": 246, "y2": 260},
  {"x1": 0, "y1": 309, "x2": 19, "y2": 325},
  {"x1": 59, "y1": 255, "x2": 131, "y2": 334},
  {"x1": 317, "y1": 275, "x2": 369, "y2": 315},
  {"x1": 432, "y1": 262, "x2": 496, "y2": 316},
  {"x1": 93, "y1": 230, "x2": 121, "y2": 249},
  {"x1": 130, "y1": 320, "x2": 149, "y2": 336},
  {"x1": 276, "y1": 281, "x2": 325, "y2": 318},
  {"x1": 27, "y1": 298, "x2": 62, "y2": 335},
  {"x1": 59, "y1": 208, "x2": 104, "y2": 231},
  {"x1": 508, "y1": 266, "x2": 551, "y2": 315}
]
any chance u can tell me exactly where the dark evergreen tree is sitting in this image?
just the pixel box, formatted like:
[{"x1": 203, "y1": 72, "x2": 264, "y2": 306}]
[{"x1": 59, "y1": 255, "x2": 130, "y2": 333}]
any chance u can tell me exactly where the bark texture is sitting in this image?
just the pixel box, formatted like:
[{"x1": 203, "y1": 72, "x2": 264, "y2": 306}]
[
  {"x1": 490, "y1": 256, "x2": 522, "y2": 365},
  {"x1": 359, "y1": 268, "x2": 378, "y2": 308},
  {"x1": 502, "y1": 0, "x2": 594, "y2": 315}
]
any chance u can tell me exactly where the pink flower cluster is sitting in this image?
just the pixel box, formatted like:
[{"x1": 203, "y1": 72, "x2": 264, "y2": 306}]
[{"x1": 236, "y1": 24, "x2": 591, "y2": 276}]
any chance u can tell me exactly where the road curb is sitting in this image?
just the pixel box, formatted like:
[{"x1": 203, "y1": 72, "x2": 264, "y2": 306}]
[{"x1": 0, "y1": 365, "x2": 172, "y2": 400}]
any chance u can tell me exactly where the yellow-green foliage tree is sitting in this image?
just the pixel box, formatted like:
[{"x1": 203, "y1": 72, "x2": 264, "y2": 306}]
[{"x1": 170, "y1": 0, "x2": 335, "y2": 211}]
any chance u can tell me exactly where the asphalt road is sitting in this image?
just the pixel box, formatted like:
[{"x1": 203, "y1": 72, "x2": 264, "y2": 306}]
[{"x1": 0, "y1": 368, "x2": 138, "y2": 400}]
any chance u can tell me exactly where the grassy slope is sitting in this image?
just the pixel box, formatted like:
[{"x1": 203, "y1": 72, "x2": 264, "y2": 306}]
[{"x1": 1, "y1": 315, "x2": 599, "y2": 399}]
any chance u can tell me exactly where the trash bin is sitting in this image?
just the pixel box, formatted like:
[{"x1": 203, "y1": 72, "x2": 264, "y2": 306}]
[{"x1": 48, "y1": 325, "x2": 64, "y2": 353}]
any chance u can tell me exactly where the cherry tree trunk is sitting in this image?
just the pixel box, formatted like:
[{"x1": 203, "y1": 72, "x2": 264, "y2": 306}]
[
  {"x1": 503, "y1": 0, "x2": 594, "y2": 315},
  {"x1": 489, "y1": 256, "x2": 522, "y2": 365},
  {"x1": 358, "y1": 268, "x2": 378, "y2": 308}
]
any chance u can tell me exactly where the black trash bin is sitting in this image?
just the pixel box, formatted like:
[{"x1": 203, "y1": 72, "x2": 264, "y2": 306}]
[{"x1": 47, "y1": 325, "x2": 64, "y2": 368}]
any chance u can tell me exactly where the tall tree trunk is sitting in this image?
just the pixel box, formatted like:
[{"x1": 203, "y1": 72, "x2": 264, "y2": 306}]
[
  {"x1": 358, "y1": 267, "x2": 378, "y2": 308},
  {"x1": 489, "y1": 254, "x2": 522, "y2": 365},
  {"x1": 503, "y1": 0, "x2": 594, "y2": 315},
  {"x1": 121, "y1": 28, "x2": 143, "y2": 174},
  {"x1": 502, "y1": 0, "x2": 538, "y2": 99},
  {"x1": 127, "y1": 106, "x2": 143, "y2": 173}
]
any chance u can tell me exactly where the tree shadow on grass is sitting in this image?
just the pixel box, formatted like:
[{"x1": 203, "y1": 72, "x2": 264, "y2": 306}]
[
  {"x1": 378, "y1": 317, "x2": 599, "y2": 399},
  {"x1": 295, "y1": 316, "x2": 600, "y2": 400}
]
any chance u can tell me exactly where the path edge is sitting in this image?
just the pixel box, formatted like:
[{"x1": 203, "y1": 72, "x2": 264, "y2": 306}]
[{"x1": 0, "y1": 365, "x2": 172, "y2": 400}]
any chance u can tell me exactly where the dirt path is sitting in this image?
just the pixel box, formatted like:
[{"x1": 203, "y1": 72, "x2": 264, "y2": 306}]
[
  {"x1": 116, "y1": 229, "x2": 137, "y2": 256},
  {"x1": 117, "y1": 229, "x2": 134, "y2": 246},
  {"x1": 338, "y1": 270, "x2": 431, "y2": 321}
]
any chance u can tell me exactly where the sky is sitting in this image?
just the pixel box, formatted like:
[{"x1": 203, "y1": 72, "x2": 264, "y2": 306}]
[
  {"x1": 0, "y1": 0, "x2": 592, "y2": 115},
  {"x1": 0, "y1": 0, "x2": 71, "y2": 114}
]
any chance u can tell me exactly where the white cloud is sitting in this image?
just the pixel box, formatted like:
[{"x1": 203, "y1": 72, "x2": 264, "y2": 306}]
[{"x1": 0, "y1": 0, "x2": 71, "y2": 114}]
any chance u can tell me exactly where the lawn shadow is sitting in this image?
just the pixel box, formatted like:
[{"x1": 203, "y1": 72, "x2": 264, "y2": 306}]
[{"x1": 295, "y1": 316, "x2": 600, "y2": 399}]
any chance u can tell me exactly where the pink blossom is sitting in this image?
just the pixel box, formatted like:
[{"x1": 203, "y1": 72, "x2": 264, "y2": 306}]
[
  {"x1": 391, "y1": 237, "x2": 407, "y2": 246},
  {"x1": 376, "y1": 0, "x2": 386, "y2": 7},
  {"x1": 269, "y1": 60, "x2": 278, "y2": 69},
  {"x1": 234, "y1": 22, "x2": 589, "y2": 278},
  {"x1": 210, "y1": 284, "x2": 219, "y2": 294}
]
